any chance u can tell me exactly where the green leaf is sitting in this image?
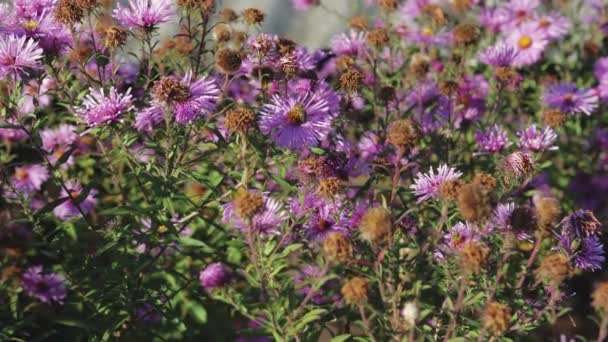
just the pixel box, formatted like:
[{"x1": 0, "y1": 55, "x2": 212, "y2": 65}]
[
  {"x1": 330, "y1": 334, "x2": 352, "y2": 342},
  {"x1": 289, "y1": 309, "x2": 326, "y2": 335},
  {"x1": 189, "y1": 303, "x2": 207, "y2": 323},
  {"x1": 178, "y1": 236, "x2": 215, "y2": 252}
]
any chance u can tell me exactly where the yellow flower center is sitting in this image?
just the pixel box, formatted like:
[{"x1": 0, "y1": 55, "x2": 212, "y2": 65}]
[
  {"x1": 518, "y1": 35, "x2": 532, "y2": 49},
  {"x1": 286, "y1": 102, "x2": 307, "y2": 125},
  {"x1": 422, "y1": 27, "x2": 433, "y2": 37},
  {"x1": 157, "y1": 225, "x2": 169, "y2": 234},
  {"x1": 22, "y1": 20, "x2": 39, "y2": 31},
  {"x1": 15, "y1": 168, "x2": 28, "y2": 181}
]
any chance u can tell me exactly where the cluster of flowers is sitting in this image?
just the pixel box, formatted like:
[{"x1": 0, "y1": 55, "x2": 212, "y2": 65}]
[{"x1": 1, "y1": 0, "x2": 608, "y2": 340}]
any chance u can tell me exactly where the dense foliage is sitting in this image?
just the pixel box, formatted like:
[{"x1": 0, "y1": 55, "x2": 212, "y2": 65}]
[{"x1": 2, "y1": 0, "x2": 608, "y2": 340}]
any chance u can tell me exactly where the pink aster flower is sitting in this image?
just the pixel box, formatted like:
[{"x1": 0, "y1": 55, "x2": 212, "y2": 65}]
[
  {"x1": 479, "y1": 7, "x2": 513, "y2": 32},
  {"x1": 410, "y1": 164, "x2": 463, "y2": 203},
  {"x1": 114, "y1": 0, "x2": 174, "y2": 30},
  {"x1": 53, "y1": 180, "x2": 98, "y2": 220},
  {"x1": 76, "y1": 87, "x2": 134, "y2": 126},
  {"x1": 40, "y1": 124, "x2": 78, "y2": 165},
  {"x1": 330, "y1": 30, "x2": 368, "y2": 58},
  {"x1": 477, "y1": 43, "x2": 517, "y2": 67},
  {"x1": 534, "y1": 12, "x2": 570, "y2": 40},
  {"x1": 507, "y1": 0, "x2": 540, "y2": 26},
  {"x1": 518, "y1": 124, "x2": 558, "y2": 152},
  {"x1": 0, "y1": 35, "x2": 43, "y2": 79},
  {"x1": 134, "y1": 106, "x2": 164, "y2": 132},
  {"x1": 504, "y1": 22, "x2": 548, "y2": 67},
  {"x1": 11, "y1": 164, "x2": 49, "y2": 193},
  {"x1": 475, "y1": 124, "x2": 512, "y2": 153}
]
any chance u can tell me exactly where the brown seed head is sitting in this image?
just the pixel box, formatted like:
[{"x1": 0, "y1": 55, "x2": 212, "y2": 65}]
[
  {"x1": 55, "y1": 0, "x2": 84, "y2": 25},
  {"x1": 457, "y1": 183, "x2": 493, "y2": 223},
  {"x1": 212, "y1": 24, "x2": 233, "y2": 43},
  {"x1": 103, "y1": 26, "x2": 127, "y2": 49},
  {"x1": 592, "y1": 282, "x2": 608, "y2": 313},
  {"x1": 317, "y1": 177, "x2": 343, "y2": 198},
  {"x1": 409, "y1": 53, "x2": 430, "y2": 80},
  {"x1": 472, "y1": 172, "x2": 497, "y2": 191},
  {"x1": 542, "y1": 109, "x2": 566, "y2": 127},
  {"x1": 233, "y1": 31, "x2": 249, "y2": 45},
  {"x1": 341, "y1": 277, "x2": 369, "y2": 305},
  {"x1": 536, "y1": 197, "x2": 560, "y2": 229},
  {"x1": 387, "y1": 119, "x2": 419, "y2": 149},
  {"x1": 242, "y1": 8, "x2": 265, "y2": 25},
  {"x1": 277, "y1": 37, "x2": 297, "y2": 56},
  {"x1": 219, "y1": 8, "x2": 238, "y2": 22},
  {"x1": 495, "y1": 67, "x2": 519, "y2": 84},
  {"x1": 460, "y1": 241, "x2": 489, "y2": 274},
  {"x1": 502, "y1": 151, "x2": 535, "y2": 180},
  {"x1": 225, "y1": 107, "x2": 256, "y2": 134},
  {"x1": 323, "y1": 232, "x2": 353, "y2": 263},
  {"x1": 335, "y1": 56, "x2": 356, "y2": 72},
  {"x1": 349, "y1": 15, "x2": 369, "y2": 31},
  {"x1": 439, "y1": 81, "x2": 459, "y2": 96},
  {"x1": 422, "y1": 4, "x2": 447, "y2": 25},
  {"x1": 378, "y1": 0, "x2": 399, "y2": 11},
  {"x1": 340, "y1": 70, "x2": 364, "y2": 94},
  {"x1": 76, "y1": 0, "x2": 98, "y2": 10},
  {"x1": 233, "y1": 188, "x2": 264, "y2": 220},
  {"x1": 378, "y1": 85, "x2": 396, "y2": 103},
  {"x1": 153, "y1": 77, "x2": 191, "y2": 103},
  {"x1": 367, "y1": 27, "x2": 390, "y2": 48},
  {"x1": 536, "y1": 253, "x2": 571, "y2": 286},
  {"x1": 216, "y1": 48, "x2": 242, "y2": 74},
  {"x1": 453, "y1": 24, "x2": 479, "y2": 45},
  {"x1": 584, "y1": 41, "x2": 601, "y2": 57},
  {"x1": 452, "y1": 0, "x2": 475, "y2": 12},
  {"x1": 439, "y1": 179, "x2": 464, "y2": 201},
  {"x1": 483, "y1": 302, "x2": 511, "y2": 335},
  {"x1": 177, "y1": 0, "x2": 214, "y2": 11},
  {"x1": 360, "y1": 207, "x2": 392, "y2": 244}
]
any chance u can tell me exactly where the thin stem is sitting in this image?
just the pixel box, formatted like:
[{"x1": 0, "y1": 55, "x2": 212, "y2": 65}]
[
  {"x1": 516, "y1": 236, "x2": 544, "y2": 290},
  {"x1": 444, "y1": 276, "x2": 467, "y2": 342},
  {"x1": 358, "y1": 305, "x2": 377, "y2": 342}
]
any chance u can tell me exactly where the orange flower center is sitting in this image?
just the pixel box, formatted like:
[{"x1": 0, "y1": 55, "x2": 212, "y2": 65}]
[
  {"x1": 422, "y1": 27, "x2": 433, "y2": 37},
  {"x1": 518, "y1": 35, "x2": 532, "y2": 49},
  {"x1": 15, "y1": 168, "x2": 28, "y2": 181},
  {"x1": 287, "y1": 103, "x2": 307, "y2": 125},
  {"x1": 539, "y1": 18, "x2": 550, "y2": 28}
]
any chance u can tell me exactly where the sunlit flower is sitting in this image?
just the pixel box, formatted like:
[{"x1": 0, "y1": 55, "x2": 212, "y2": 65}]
[
  {"x1": 518, "y1": 124, "x2": 558, "y2": 152},
  {"x1": 543, "y1": 82, "x2": 598, "y2": 116},
  {"x1": 504, "y1": 22, "x2": 548, "y2": 67},
  {"x1": 114, "y1": 0, "x2": 174, "y2": 30},
  {"x1": 0, "y1": 35, "x2": 43, "y2": 79},
  {"x1": 410, "y1": 164, "x2": 463, "y2": 203},
  {"x1": 76, "y1": 87, "x2": 134, "y2": 126}
]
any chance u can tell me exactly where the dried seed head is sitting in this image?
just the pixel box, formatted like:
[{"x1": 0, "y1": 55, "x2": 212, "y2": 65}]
[
  {"x1": 439, "y1": 80, "x2": 459, "y2": 96},
  {"x1": 439, "y1": 179, "x2": 464, "y2": 201},
  {"x1": 349, "y1": 15, "x2": 369, "y2": 31},
  {"x1": 225, "y1": 107, "x2": 256, "y2": 134},
  {"x1": 483, "y1": 302, "x2": 511, "y2": 336},
  {"x1": 495, "y1": 67, "x2": 519, "y2": 84},
  {"x1": 340, "y1": 70, "x2": 363, "y2": 94},
  {"x1": 452, "y1": 0, "x2": 474, "y2": 12},
  {"x1": 177, "y1": 0, "x2": 214, "y2": 11},
  {"x1": 536, "y1": 197, "x2": 560, "y2": 229},
  {"x1": 510, "y1": 205, "x2": 537, "y2": 236},
  {"x1": 542, "y1": 109, "x2": 566, "y2": 127},
  {"x1": 317, "y1": 177, "x2": 343, "y2": 198},
  {"x1": 422, "y1": 4, "x2": 447, "y2": 25},
  {"x1": 212, "y1": 23, "x2": 232, "y2": 43},
  {"x1": 55, "y1": 0, "x2": 84, "y2": 25},
  {"x1": 219, "y1": 8, "x2": 238, "y2": 22},
  {"x1": 592, "y1": 282, "x2": 608, "y2": 313},
  {"x1": 242, "y1": 8, "x2": 265, "y2": 25},
  {"x1": 335, "y1": 56, "x2": 356, "y2": 71},
  {"x1": 387, "y1": 119, "x2": 419, "y2": 149},
  {"x1": 68, "y1": 41, "x2": 93, "y2": 63},
  {"x1": 216, "y1": 48, "x2": 242, "y2": 74},
  {"x1": 367, "y1": 27, "x2": 390, "y2": 48},
  {"x1": 501, "y1": 151, "x2": 535, "y2": 180},
  {"x1": 233, "y1": 31, "x2": 248, "y2": 45},
  {"x1": 453, "y1": 24, "x2": 479, "y2": 45},
  {"x1": 76, "y1": 0, "x2": 98, "y2": 11},
  {"x1": 323, "y1": 232, "x2": 353, "y2": 262},
  {"x1": 103, "y1": 26, "x2": 127, "y2": 49},
  {"x1": 378, "y1": 0, "x2": 398, "y2": 11},
  {"x1": 378, "y1": 85, "x2": 396, "y2": 102},
  {"x1": 233, "y1": 188, "x2": 264, "y2": 220},
  {"x1": 472, "y1": 172, "x2": 497, "y2": 191},
  {"x1": 153, "y1": 77, "x2": 191, "y2": 103},
  {"x1": 460, "y1": 241, "x2": 489, "y2": 274},
  {"x1": 409, "y1": 53, "x2": 430, "y2": 80},
  {"x1": 536, "y1": 253, "x2": 571, "y2": 286},
  {"x1": 277, "y1": 37, "x2": 297, "y2": 56},
  {"x1": 341, "y1": 277, "x2": 369, "y2": 305},
  {"x1": 359, "y1": 207, "x2": 392, "y2": 244},
  {"x1": 457, "y1": 183, "x2": 493, "y2": 223}
]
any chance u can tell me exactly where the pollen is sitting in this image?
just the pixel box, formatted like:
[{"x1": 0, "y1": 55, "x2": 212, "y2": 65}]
[{"x1": 287, "y1": 103, "x2": 307, "y2": 125}]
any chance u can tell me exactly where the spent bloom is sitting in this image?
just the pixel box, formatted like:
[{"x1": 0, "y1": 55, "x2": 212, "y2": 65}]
[
  {"x1": 76, "y1": 87, "x2": 134, "y2": 126},
  {"x1": 410, "y1": 164, "x2": 463, "y2": 203},
  {"x1": 475, "y1": 125, "x2": 512, "y2": 153},
  {"x1": 114, "y1": 0, "x2": 174, "y2": 30},
  {"x1": 199, "y1": 263, "x2": 228, "y2": 289},
  {"x1": 259, "y1": 82, "x2": 339, "y2": 150},
  {"x1": 543, "y1": 83, "x2": 599, "y2": 116},
  {"x1": 518, "y1": 124, "x2": 558, "y2": 152},
  {"x1": 11, "y1": 164, "x2": 49, "y2": 194},
  {"x1": 53, "y1": 181, "x2": 98, "y2": 220},
  {"x1": 504, "y1": 22, "x2": 548, "y2": 67},
  {"x1": 0, "y1": 35, "x2": 44, "y2": 79},
  {"x1": 22, "y1": 266, "x2": 67, "y2": 305}
]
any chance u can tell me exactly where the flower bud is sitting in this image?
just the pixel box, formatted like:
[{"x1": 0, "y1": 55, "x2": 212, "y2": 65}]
[{"x1": 199, "y1": 262, "x2": 228, "y2": 289}]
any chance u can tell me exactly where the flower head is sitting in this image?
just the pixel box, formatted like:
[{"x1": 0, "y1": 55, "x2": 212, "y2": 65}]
[
  {"x1": 0, "y1": 35, "x2": 43, "y2": 79},
  {"x1": 22, "y1": 266, "x2": 67, "y2": 304},
  {"x1": 475, "y1": 125, "x2": 512, "y2": 153},
  {"x1": 518, "y1": 124, "x2": 558, "y2": 152},
  {"x1": 534, "y1": 12, "x2": 570, "y2": 40},
  {"x1": 543, "y1": 83, "x2": 598, "y2": 116},
  {"x1": 11, "y1": 164, "x2": 49, "y2": 194},
  {"x1": 76, "y1": 87, "x2": 134, "y2": 126},
  {"x1": 222, "y1": 192, "x2": 287, "y2": 235},
  {"x1": 53, "y1": 180, "x2": 98, "y2": 219},
  {"x1": 114, "y1": 0, "x2": 174, "y2": 30},
  {"x1": 504, "y1": 22, "x2": 548, "y2": 67},
  {"x1": 331, "y1": 30, "x2": 368, "y2": 58},
  {"x1": 477, "y1": 43, "x2": 517, "y2": 67},
  {"x1": 410, "y1": 164, "x2": 463, "y2": 203},
  {"x1": 199, "y1": 262, "x2": 228, "y2": 289}
]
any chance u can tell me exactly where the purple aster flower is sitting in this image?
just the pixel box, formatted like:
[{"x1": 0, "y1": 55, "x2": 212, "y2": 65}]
[
  {"x1": 11, "y1": 11, "x2": 72, "y2": 54},
  {"x1": 0, "y1": 117, "x2": 28, "y2": 142},
  {"x1": 477, "y1": 43, "x2": 517, "y2": 67},
  {"x1": 443, "y1": 222, "x2": 479, "y2": 251},
  {"x1": 222, "y1": 193, "x2": 287, "y2": 235},
  {"x1": 14, "y1": 0, "x2": 56, "y2": 19},
  {"x1": 53, "y1": 180, "x2": 98, "y2": 220},
  {"x1": 559, "y1": 234, "x2": 605, "y2": 271},
  {"x1": 453, "y1": 74, "x2": 488, "y2": 127},
  {"x1": 40, "y1": 124, "x2": 78, "y2": 164},
  {"x1": 475, "y1": 124, "x2": 512, "y2": 153},
  {"x1": 11, "y1": 164, "x2": 48, "y2": 193},
  {"x1": 398, "y1": 0, "x2": 430, "y2": 21},
  {"x1": 479, "y1": 7, "x2": 513, "y2": 32},
  {"x1": 410, "y1": 164, "x2": 463, "y2": 203},
  {"x1": 492, "y1": 203, "x2": 534, "y2": 241},
  {"x1": 199, "y1": 262, "x2": 228, "y2": 289},
  {"x1": 560, "y1": 209, "x2": 602, "y2": 238},
  {"x1": 330, "y1": 30, "x2": 368, "y2": 58},
  {"x1": 595, "y1": 57, "x2": 608, "y2": 82},
  {"x1": 22, "y1": 265, "x2": 67, "y2": 304},
  {"x1": 135, "y1": 303, "x2": 161, "y2": 323},
  {"x1": 301, "y1": 201, "x2": 349, "y2": 242},
  {"x1": 259, "y1": 83, "x2": 338, "y2": 150},
  {"x1": 507, "y1": 0, "x2": 540, "y2": 26},
  {"x1": 76, "y1": 87, "x2": 134, "y2": 126},
  {"x1": 292, "y1": 0, "x2": 319, "y2": 11},
  {"x1": 534, "y1": 12, "x2": 570, "y2": 40},
  {"x1": 543, "y1": 83, "x2": 598, "y2": 116},
  {"x1": 134, "y1": 106, "x2": 164, "y2": 132},
  {"x1": 406, "y1": 81, "x2": 450, "y2": 133},
  {"x1": 0, "y1": 35, "x2": 43, "y2": 79},
  {"x1": 504, "y1": 22, "x2": 548, "y2": 67},
  {"x1": 518, "y1": 124, "x2": 558, "y2": 152},
  {"x1": 406, "y1": 27, "x2": 452, "y2": 47},
  {"x1": 155, "y1": 72, "x2": 220, "y2": 124},
  {"x1": 114, "y1": 0, "x2": 174, "y2": 30}
]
